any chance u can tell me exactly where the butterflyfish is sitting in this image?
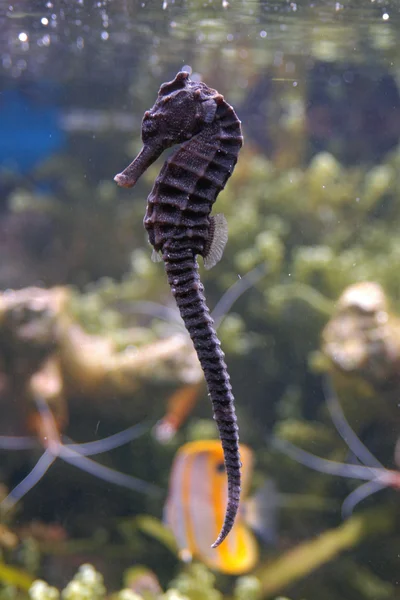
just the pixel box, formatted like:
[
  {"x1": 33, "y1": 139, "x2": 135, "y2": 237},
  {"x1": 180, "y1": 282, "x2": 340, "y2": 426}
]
[{"x1": 164, "y1": 440, "x2": 273, "y2": 574}]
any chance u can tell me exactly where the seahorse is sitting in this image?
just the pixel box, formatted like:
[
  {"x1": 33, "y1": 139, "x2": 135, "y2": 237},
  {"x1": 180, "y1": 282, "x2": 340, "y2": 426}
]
[{"x1": 114, "y1": 71, "x2": 243, "y2": 548}]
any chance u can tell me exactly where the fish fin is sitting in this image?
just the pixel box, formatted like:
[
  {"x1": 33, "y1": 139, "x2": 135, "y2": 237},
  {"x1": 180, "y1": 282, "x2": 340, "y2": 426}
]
[
  {"x1": 243, "y1": 479, "x2": 279, "y2": 545},
  {"x1": 151, "y1": 249, "x2": 162, "y2": 263},
  {"x1": 203, "y1": 214, "x2": 228, "y2": 270}
]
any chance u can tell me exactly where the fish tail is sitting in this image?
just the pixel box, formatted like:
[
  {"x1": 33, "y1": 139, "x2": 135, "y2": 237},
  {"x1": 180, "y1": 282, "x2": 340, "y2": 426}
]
[{"x1": 164, "y1": 251, "x2": 241, "y2": 548}]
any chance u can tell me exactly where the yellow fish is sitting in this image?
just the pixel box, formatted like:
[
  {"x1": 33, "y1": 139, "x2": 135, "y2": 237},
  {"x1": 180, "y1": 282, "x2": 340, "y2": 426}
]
[{"x1": 164, "y1": 440, "x2": 265, "y2": 575}]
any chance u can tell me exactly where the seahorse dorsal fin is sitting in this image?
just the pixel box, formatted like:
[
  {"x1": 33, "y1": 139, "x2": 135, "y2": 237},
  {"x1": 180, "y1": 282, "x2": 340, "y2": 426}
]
[
  {"x1": 151, "y1": 249, "x2": 162, "y2": 263},
  {"x1": 203, "y1": 214, "x2": 228, "y2": 270}
]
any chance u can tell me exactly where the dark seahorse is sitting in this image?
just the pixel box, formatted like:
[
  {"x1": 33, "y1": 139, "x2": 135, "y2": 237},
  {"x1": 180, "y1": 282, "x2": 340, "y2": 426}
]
[{"x1": 114, "y1": 71, "x2": 243, "y2": 548}]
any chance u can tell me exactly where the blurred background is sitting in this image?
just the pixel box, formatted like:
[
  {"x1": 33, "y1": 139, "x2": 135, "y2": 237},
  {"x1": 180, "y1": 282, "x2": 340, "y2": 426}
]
[{"x1": 1, "y1": 1, "x2": 400, "y2": 598}]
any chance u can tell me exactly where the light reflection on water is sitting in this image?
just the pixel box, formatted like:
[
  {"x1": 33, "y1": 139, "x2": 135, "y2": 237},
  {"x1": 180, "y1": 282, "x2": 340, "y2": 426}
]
[{"x1": 1, "y1": 0, "x2": 398, "y2": 85}]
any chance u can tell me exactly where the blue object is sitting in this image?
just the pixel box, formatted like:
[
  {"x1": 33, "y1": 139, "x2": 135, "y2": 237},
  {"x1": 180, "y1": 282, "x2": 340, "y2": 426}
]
[{"x1": 0, "y1": 86, "x2": 65, "y2": 173}]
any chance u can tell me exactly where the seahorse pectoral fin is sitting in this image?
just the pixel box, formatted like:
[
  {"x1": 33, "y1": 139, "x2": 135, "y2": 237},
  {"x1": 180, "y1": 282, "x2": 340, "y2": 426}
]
[
  {"x1": 203, "y1": 214, "x2": 228, "y2": 270},
  {"x1": 151, "y1": 249, "x2": 163, "y2": 263}
]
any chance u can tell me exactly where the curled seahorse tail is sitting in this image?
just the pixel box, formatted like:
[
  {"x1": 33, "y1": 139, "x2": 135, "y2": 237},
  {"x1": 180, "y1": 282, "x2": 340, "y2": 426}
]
[
  {"x1": 164, "y1": 250, "x2": 241, "y2": 548},
  {"x1": 211, "y1": 429, "x2": 241, "y2": 548}
]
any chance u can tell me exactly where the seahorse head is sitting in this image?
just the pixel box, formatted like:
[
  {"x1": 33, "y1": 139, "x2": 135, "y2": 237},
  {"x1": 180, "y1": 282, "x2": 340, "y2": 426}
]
[
  {"x1": 115, "y1": 71, "x2": 218, "y2": 188},
  {"x1": 142, "y1": 71, "x2": 217, "y2": 147}
]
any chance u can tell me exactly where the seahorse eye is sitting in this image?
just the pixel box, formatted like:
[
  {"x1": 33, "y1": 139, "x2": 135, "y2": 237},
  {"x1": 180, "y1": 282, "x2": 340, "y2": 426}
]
[{"x1": 141, "y1": 115, "x2": 159, "y2": 141}]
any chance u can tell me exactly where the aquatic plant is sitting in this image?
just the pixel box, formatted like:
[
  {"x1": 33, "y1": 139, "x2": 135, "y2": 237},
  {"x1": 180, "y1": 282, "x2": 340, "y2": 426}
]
[
  {"x1": 254, "y1": 509, "x2": 393, "y2": 598},
  {"x1": 28, "y1": 565, "x2": 106, "y2": 600},
  {"x1": 21, "y1": 563, "x2": 298, "y2": 600},
  {"x1": 167, "y1": 563, "x2": 222, "y2": 600}
]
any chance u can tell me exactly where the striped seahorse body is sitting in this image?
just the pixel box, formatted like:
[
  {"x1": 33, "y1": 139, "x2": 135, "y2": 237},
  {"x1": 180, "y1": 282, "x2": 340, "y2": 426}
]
[{"x1": 114, "y1": 71, "x2": 243, "y2": 548}]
